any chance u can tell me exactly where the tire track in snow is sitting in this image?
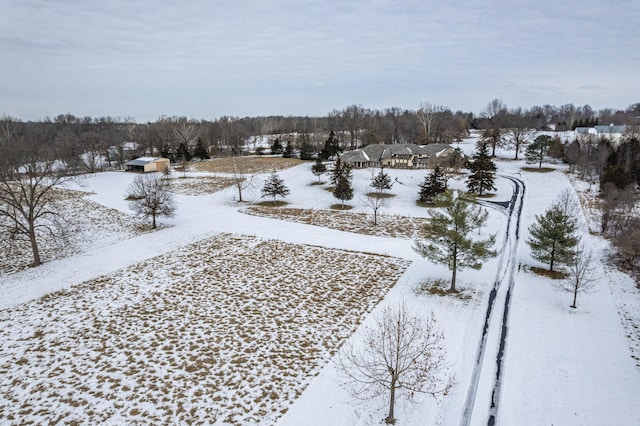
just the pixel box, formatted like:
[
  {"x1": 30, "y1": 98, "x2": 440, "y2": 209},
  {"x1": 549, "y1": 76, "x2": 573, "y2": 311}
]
[{"x1": 460, "y1": 175, "x2": 525, "y2": 426}]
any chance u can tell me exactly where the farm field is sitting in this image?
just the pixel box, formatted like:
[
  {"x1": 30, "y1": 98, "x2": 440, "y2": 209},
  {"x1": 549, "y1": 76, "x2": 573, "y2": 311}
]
[{"x1": 0, "y1": 234, "x2": 409, "y2": 424}]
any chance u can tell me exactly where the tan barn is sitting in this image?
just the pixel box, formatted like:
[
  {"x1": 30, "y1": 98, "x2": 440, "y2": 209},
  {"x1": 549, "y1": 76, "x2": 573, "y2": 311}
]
[{"x1": 125, "y1": 157, "x2": 170, "y2": 173}]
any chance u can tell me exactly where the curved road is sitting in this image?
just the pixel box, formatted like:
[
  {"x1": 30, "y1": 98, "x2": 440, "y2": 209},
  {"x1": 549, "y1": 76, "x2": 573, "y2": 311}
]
[{"x1": 460, "y1": 175, "x2": 525, "y2": 426}]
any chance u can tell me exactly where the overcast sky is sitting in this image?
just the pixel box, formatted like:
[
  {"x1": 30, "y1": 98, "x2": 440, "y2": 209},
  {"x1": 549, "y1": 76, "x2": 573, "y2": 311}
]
[{"x1": 1, "y1": 0, "x2": 638, "y2": 122}]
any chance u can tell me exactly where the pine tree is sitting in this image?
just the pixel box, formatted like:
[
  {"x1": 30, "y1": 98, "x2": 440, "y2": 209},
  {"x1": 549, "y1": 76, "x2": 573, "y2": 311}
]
[
  {"x1": 527, "y1": 204, "x2": 579, "y2": 272},
  {"x1": 414, "y1": 191, "x2": 496, "y2": 292},
  {"x1": 193, "y1": 138, "x2": 210, "y2": 159},
  {"x1": 261, "y1": 171, "x2": 290, "y2": 203},
  {"x1": 332, "y1": 158, "x2": 353, "y2": 207},
  {"x1": 525, "y1": 135, "x2": 552, "y2": 168},
  {"x1": 282, "y1": 140, "x2": 294, "y2": 158},
  {"x1": 176, "y1": 142, "x2": 192, "y2": 162},
  {"x1": 466, "y1": 142, "x2": 497, "y2": 196},
  {"x1": 334, "y1": 174, "x2": 354, "y2": 207},
  {"x1": 271, "y1": 138, "x2": 284, "y2": 155},
  {"x1": 311, "y1": 157, "x2": 327, "y2": 183},
  {"x1": 370, "y1": 168, "x2": 393, "y2": 193},
  {"x1": 418, "y1": 166, "x2": 446, "y2": 203},
  {"x1": 298, "y1": 133, "x2": 316, "y2": 160},
  {"x1": 321, "y1": 131, "x2": 341, "y2": 160}
]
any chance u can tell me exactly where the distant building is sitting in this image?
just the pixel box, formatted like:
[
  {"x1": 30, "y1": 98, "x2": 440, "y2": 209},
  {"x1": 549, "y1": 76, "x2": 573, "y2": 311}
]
[
  {"x1": 574, "y1": 124, "x2": 627, "y2": 144},
  {"x1": 340, "y1": 143, "x2": 455, "y2": 169},
  {"x1": 125, "y1": 157, "x2": 170, "y2": 173}
]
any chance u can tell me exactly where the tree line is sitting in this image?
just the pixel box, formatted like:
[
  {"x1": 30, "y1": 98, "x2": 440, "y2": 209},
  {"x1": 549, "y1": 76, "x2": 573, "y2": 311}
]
[{"x1": 2, "y1": 101, "x2": 639, "y2": 167}]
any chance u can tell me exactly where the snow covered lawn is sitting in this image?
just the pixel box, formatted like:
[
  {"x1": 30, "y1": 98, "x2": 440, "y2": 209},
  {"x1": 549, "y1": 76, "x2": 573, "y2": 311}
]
[
  {"x1": 0, "y1": 189, "x2": 149, "y2": 275},
  {"x1": 0, "y1": 233, "x2": 409, "y2": 425}
]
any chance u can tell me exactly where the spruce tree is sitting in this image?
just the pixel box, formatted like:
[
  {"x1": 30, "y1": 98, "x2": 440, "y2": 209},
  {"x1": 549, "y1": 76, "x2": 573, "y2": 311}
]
[
  {"x1": 418, "y1": 166, "x2": 446, "y2": 203},
  {"x1": 298, "y1": 133, "x2": 316, "y2": 160},
  {"x1": 282, "y1": 140, "x2": 294, "y2": 158},
  {"x1": 332, "y1": 158, "x2": 353, "y2": 207},
  {"x1": 311, "y1": 157, "x2": 327, "y2": 182},
  {"x1": 193, "y1": 138, "x2": 210, "y2": 159},
  {"x1": 321, "y1": 131, "x2": 341, "y2": 160},
  {"x1": 176, "y1": 142, "x2": 192, "y2": 162},
  {"x1": 271, "y1": 138, "x2": 284, "y2": 155},
  {"x1": 466, "y1": 142, "x2": 497, "y2": 196},
  {"x1": 261, "y1": 171, "x2": 290, "y2": 203},
  {"x1": 370, "y1": 168, "x2": 393, "y2": 193}
]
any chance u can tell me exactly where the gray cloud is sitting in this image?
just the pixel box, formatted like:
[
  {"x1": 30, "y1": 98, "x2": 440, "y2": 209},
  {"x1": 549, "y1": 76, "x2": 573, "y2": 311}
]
[{"x1": 0, "y1": 0, "x2": 638, "y2": 121}]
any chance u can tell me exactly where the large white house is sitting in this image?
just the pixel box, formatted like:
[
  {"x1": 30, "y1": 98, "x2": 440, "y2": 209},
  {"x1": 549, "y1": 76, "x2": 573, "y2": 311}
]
[{"x1": 339, "y1": 143, "x2": 456, "y2": 169}]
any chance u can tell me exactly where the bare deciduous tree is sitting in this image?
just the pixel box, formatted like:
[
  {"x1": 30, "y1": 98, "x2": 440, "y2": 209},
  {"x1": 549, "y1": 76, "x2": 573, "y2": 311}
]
[
  {"x1": 0, "y1": 120, "x2": 74, "y2": 266},
  {"x1": 126, "y1": 173, "x2": 176, "y2": 229},
  {"x1": 229, "y1": 158, "x2": 255, "y2": 202},
  {"x1": 557, "y1": 243, "x2": 599, "y2": 308},
  {"x1": 337, "y1": 303, "x2": 452, "y2": 425},
  {"x1": 363, "y1": 192, "x2": 389, "y2": 225}
]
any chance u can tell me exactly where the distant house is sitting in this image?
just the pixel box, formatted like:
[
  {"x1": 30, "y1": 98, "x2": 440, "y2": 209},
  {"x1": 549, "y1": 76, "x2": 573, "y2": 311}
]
[
  {"x1": 125, "y1": 157, "x2": 170, "y2": 173},
  {"x1": 575, "y1": 124, "x2": 627, "y2": 144},
  {"x1": 340, "y1": 143, "x2": 455, "y2": 169}
]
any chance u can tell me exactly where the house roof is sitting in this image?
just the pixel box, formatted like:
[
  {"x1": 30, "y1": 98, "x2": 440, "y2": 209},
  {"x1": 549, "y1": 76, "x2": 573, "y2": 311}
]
[
  {"x1": 340, "y1": 143, "x2": 454, "y2": 164},
  {"x1": 125, "y1": 157, "x2": 165, "y2": 166},
  {"x1": 576, "y1": 125, "x2": 627, "y2": 135}
]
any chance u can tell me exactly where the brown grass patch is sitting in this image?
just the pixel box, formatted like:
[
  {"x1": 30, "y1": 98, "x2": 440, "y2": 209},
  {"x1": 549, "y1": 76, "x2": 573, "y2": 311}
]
[
  {"x1": 529, "y1": 266, "x2": 566, "y2": 279},
  {"x1": 365, "y1": 192, "x2": 396, "y2": 199},
  {"x1": 255, "y1": 200, "x2": 288, "y2": 207},
  {"x1": 329, "y1": 204, "x2": 353, "y2": 211},
  {"x1": 414, "y1": 279, "x2": 474, "y2": 301},
  {"x1": 521, "y1": 167, "x2": 556, "y2": 173},
  {"x1": 190, "y1": 157, "x2": 304, "y2": 174}
]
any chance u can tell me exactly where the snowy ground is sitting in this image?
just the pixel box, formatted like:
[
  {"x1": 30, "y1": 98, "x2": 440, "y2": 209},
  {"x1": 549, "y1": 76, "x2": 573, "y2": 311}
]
[{"x1": 1, "y1": 135, "x2": 639, "y2": 425}]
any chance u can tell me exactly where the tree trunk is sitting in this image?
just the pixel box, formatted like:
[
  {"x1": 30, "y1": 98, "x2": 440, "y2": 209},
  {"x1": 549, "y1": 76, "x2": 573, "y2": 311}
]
[
  {"x1": 571, "y1": 289, "x2": 577, "y2": 308},
  {"x1": 450, "y1": 252, "x2": 457, "y2": 292},
  {"x1": 386, "y1": 377, "x2": 397, "y2": 424},
  {"x1": 28, "y1": 224, "x2": 42, "y2": 267},
  {"x1": 152, "y1": 212, "x2": 157, "y2": 229}
]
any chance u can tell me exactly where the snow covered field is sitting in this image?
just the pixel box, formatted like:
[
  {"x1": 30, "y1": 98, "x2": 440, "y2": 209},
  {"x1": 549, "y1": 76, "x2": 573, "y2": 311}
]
[{"x1": 1, "y1": 136, "x2": 639, "y2": 425}]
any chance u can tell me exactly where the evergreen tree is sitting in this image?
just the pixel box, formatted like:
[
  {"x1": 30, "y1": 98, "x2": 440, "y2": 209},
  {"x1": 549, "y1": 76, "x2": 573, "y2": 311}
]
[
  {"x1": 332, "y1": 158, "x2": 353, "y2": 207},
  {"x1": 193, "y1": 138, "x2": 210, "y2": 159},
  {"x1": 414, "y1": 191, "x2": 496, "y2": 292},
  {"x1": 271, "y1": 138, "x2": 284, "y2": 155},
  {"x1": 176, "y1": 142, "x2": 192, "y2": 162},
  {"x1": 466, "y1": 142, "x2": 497, "y2": 196},
  {"x1": 527, "y1": 203, "x2": 579, "y2": 272},
  {"x1": 334, "y1": 174, "x2": 354, "y2": 207},
  {"x1": 261, "y1": 170, "x2": 290, "y2": 202},
  {"x1": 525, "y1": 135, "x2": 552, "y2": 168},
  {"x1": 311, "y1": 157, "x2": 327, "y2": 182},
  {"x1": 160, "y1": 144, "x2": 175, "y2": 162},
  {"x1": 282, "y1": 140, "x2": 294, "y2": 158},
  {"x1": 370, "y1": 168, "x2": 393, "y2": 193},
  {"x1": 298, "y1": 133, "x2": 316, "y2": 160},
  {"x1": 418, "y1": 166, "x2": 446, "y2": 203},
  {"x1": 321, "y1": 131, "x2": 341, "y2": 160}
]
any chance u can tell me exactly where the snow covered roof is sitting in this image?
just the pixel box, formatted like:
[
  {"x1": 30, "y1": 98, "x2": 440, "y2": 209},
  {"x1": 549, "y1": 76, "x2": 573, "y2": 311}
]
[{"x1": 124, "y1": 157, "x2": 164, "y2": 166}]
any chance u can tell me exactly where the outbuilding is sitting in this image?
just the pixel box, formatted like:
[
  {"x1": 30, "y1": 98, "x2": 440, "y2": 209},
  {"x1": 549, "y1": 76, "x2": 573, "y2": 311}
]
[{"x1": 124, "y1": 157, "x2": 170, "y2": 173}]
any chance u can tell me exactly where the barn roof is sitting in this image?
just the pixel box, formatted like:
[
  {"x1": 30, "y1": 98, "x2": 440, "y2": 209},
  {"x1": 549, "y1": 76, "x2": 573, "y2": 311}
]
[{"x1": 125, "y1": 157, "x2": 164, "y2": 166}]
